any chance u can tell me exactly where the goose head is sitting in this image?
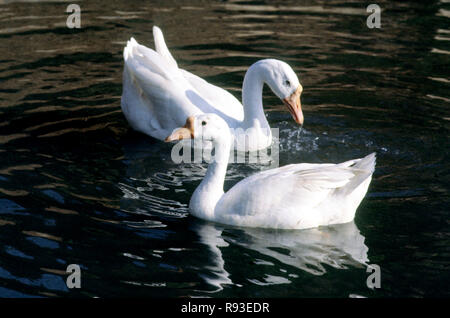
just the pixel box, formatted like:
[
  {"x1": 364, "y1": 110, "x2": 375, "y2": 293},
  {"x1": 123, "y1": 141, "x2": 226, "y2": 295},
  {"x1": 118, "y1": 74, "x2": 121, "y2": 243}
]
[
  {"x1": 164, "y1": 114, "x2": 230, "y2": 144},
  {"x1": 257, "y1": 59, "x2": 304, "y2": 125}
]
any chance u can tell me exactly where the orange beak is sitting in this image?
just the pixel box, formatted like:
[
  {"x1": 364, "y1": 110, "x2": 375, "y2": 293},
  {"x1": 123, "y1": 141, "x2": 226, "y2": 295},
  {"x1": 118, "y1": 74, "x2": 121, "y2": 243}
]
[
  {"x1": 283, "y1": 85, "x2": 303, "y2": 125},
  {"x1": 164, "y1": 116, "x2": 195, "y2": 142}
]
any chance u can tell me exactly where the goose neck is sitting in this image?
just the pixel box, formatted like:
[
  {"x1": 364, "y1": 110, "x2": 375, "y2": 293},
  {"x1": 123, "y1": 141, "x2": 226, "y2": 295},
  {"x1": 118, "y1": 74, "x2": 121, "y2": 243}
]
[
  {"x1": 242, "y1": 63, "x2": 269, "y2": 130},
  {"x1": 202, "y1": 137, "x2": 230, "y2": 192},
  {"x1": 190, "y1": 136, "x2": 231, "y2": 221}
]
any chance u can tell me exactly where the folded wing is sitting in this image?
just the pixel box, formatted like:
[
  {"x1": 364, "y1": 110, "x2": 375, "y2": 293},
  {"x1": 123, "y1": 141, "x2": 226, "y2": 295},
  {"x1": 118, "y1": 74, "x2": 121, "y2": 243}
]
[{"x1": 216, "y1": 153, "x2": 376, "y2": 229}]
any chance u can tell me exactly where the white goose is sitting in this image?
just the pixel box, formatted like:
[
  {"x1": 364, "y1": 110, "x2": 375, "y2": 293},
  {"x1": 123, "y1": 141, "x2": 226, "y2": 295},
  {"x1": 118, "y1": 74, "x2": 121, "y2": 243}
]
[
  {"x1": 121, "y1": 26, "x2": 303, "y2": 151},
  {"x1": 165, "y1": 114, "x2": 376, "y2": 230}
]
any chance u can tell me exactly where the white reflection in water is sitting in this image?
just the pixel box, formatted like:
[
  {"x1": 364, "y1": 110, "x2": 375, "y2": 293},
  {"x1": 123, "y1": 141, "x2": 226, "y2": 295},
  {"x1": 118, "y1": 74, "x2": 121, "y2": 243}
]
[
  {"x1": 194, "y1": 221, "x2": 369, "y2": 290},
  {"x1": 194, "y1": 223, "x2": 232, "y2": 292}
]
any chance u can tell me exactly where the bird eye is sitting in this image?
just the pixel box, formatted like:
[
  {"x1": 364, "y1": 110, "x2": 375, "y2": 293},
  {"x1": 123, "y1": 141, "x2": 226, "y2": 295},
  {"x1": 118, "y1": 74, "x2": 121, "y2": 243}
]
[
  {"x1": 285, "y1": 80, "x2": 291, "y2": 87},
  {"x1": 201, "y1": 121, "x2": 207, "y2": 126}
]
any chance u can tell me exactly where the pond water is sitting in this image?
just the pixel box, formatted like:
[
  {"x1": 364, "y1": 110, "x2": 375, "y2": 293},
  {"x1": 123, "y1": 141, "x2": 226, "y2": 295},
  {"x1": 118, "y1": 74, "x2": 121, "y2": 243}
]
[{"x1": 0, "y1": 0, "x2": 448, "y2": 298}]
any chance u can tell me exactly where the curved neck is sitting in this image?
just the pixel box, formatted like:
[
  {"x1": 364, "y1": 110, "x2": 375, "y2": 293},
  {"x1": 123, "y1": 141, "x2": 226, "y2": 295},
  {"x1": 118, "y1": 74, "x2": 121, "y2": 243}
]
[
  {"x1": 203, "y1": 137, "x2": 230, "y2": 192},
  {"x1": 190, "y1": 136, "x2": 231, "y2": 221},
  {"x1": 241, "y1": 63, "x2": 270, "y2": 130}
]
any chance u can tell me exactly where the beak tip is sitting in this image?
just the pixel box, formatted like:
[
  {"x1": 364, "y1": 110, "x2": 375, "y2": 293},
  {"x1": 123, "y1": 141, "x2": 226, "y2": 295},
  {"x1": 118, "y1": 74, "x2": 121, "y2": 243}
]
[{"x1": 284, "y1": 88, "x2": 304, "y2": 127}]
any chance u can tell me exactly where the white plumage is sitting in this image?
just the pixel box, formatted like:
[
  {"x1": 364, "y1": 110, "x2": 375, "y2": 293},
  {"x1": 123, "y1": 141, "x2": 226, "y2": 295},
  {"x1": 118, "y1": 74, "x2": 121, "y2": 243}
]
[
  {"x1": 121, "y1": 26, "x2": 304, "y2": 151},
  {"x1": 166, "y1": 113, "x2": 376, "y2": 230}
]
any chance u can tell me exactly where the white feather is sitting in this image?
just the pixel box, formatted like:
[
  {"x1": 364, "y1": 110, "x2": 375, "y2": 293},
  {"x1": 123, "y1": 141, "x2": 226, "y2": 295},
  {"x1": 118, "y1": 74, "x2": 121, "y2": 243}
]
[
  {"x1": 121, "y1": 26, "x2": 303, "y2": 150},
  {"x1": 186, "y1": 114, "x2": 376, "y2": 230}
]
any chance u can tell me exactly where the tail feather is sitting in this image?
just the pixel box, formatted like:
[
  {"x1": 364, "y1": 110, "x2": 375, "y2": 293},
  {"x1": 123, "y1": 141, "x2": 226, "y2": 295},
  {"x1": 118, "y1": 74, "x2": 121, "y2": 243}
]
[
  {"x1": 340, "y1": 152, "x2": 376, "y2": 196},
  {"x1": 352, "y1": 152, "x2": 376, "y2": 173},
  {"x1": 123, "y1": 36, "x2": 175, "y2": 83},
  {"x1": 153, "y1": 25, "x2": 178, "y2": 69}
]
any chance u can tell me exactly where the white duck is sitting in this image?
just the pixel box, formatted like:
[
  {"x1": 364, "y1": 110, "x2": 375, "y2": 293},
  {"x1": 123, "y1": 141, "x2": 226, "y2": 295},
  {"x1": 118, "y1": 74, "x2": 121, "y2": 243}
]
[
  {"x1": 121, "y1": 26, "x2": 303, "y2": 151},
  {"x1": 165, "y1": 114, "x2": 376, "y2": 230}
]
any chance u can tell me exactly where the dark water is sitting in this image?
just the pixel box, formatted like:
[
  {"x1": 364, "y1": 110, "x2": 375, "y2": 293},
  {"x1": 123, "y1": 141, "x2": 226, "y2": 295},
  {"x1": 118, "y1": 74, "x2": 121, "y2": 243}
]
[{"x1": 0, "y1": 0, "x2": 449, "y2": 298}]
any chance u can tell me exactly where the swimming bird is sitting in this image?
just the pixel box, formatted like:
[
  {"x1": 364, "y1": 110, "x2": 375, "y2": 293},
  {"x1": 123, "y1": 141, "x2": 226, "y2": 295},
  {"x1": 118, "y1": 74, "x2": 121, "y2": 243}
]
[
  {"x1": 165, "y1": 114, "x2": 376, "y2": 229},
  {"x1": 121, "y1": 26, "x2": 303, "y2": 151}
]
